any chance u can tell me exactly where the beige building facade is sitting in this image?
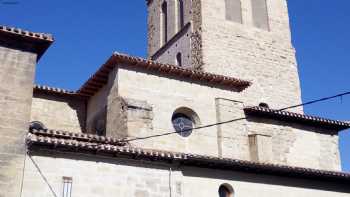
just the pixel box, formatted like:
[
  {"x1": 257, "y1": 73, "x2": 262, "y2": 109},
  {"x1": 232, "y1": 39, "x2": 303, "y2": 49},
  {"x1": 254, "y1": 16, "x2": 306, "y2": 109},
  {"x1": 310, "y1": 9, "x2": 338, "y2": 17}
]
[{"x1": 0, "y1": 0, "x2": 350, "y2": 196}]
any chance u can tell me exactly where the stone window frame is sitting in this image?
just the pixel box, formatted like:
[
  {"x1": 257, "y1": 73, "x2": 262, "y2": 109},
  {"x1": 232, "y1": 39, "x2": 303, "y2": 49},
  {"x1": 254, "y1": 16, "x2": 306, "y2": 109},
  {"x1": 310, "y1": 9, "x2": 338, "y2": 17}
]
[{"x1": 171, "y1": 107, "x2": 200, "y2": 138}]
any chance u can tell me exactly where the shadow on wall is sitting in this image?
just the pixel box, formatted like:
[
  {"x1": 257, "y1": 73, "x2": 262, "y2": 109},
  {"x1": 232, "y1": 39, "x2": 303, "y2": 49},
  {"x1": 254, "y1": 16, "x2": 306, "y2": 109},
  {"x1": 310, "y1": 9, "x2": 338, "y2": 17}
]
[
  {"x1": 245, "y1": 116, "x2": 339, "y2": 135},
  {"x1": 33, "y1": 92, "x2": 87, "y2": 132}
]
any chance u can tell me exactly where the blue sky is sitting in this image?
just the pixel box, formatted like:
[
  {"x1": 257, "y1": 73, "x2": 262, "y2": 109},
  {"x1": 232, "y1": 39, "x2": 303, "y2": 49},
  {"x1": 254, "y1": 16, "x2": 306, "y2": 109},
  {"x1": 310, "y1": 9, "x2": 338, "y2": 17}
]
[{"x1": 1, "y1": 0, "x2": 349, "y2": 171}]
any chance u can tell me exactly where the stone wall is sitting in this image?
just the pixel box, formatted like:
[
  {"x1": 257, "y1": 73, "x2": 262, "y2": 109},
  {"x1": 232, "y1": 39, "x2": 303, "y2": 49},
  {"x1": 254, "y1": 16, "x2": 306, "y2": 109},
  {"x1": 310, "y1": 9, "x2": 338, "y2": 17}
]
[
  {"x1": 0, "y1": 45, "x2": 37, "y2": 196},
  {"x1": 87, "y1": 84, "x2": 110, "y2": 134},
  {"x1": 200, "y1": 0, "x2": 303, "y2": 111},
  {"x1": 183, "y1": 166, "x2": 350, "y2": 197},
  {"x1": 22, "y1": 152, "x2": 181, "y2": 197},
  {"x1": 147, "y1": 0, "x2": 193, "y2": 57},
  {"x1": 21, "y1": 152, "x2": 350, "y2": 197},
  {"x1": 115, "y1": 67, "x2": 341, "y2": 171},
  {"x1": 31, "y1": 93, "x2": 86, "y2": 133},
  {"x1": 147, "y1": 0, "x2": 203, "y2": 70}
]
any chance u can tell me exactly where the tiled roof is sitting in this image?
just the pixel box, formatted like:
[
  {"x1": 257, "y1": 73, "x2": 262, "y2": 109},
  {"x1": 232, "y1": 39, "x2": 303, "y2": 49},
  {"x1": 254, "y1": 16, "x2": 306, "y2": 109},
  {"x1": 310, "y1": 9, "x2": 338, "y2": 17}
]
[
  {"x1": 77, "y1": 53, "x2": 251, "y2": 97},
  {"x1": 0, "y1": 25, "x2": 53, "y2": 42},
  {"x1": 0, "y1": 25, "x2": 54, "y2": 59},
  {"x1": 34, "y1": 85, "x2": 77, "y2": 96},
  {"x1": 27, "y1": 129, "x2": 350, "y2": 183},
  {"x1": 28, "y1": 129, "x2": 127, "y2": 147},
  {"x1": 244, "y1": 106, "x2": 350, "y2": 131}
]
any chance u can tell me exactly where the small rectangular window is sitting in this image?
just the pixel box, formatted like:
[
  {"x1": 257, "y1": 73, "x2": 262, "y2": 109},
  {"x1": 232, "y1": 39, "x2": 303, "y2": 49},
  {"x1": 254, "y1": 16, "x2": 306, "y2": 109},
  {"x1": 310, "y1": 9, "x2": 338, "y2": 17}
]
[
  {"x1": 251, "y1": 0, "x2": 270, "y2": 30},
  {"x1": 62, "y1": 177, "x2": 73, "y2": 197}
]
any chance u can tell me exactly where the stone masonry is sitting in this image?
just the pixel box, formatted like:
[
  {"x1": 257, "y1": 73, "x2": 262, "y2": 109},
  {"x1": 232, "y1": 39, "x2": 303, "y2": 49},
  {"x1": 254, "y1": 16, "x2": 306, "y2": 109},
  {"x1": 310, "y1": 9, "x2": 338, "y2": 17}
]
[
  {"x1": 0, "y1": 44, "x2": 39, "y2": 196},
  {"x1": 0, "y1": 0, "x2": 349, "y2": 196},
  {"x1": 148, "y1": 0, "x2": 303, "y2": 111}
]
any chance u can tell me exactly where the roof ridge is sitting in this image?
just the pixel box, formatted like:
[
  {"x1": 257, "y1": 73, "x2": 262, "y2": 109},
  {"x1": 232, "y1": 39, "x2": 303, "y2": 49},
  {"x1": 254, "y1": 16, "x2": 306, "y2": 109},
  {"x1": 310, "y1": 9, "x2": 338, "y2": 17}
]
[{"x1": 78, "y1": 52, "x2": 252, "y2": 97}]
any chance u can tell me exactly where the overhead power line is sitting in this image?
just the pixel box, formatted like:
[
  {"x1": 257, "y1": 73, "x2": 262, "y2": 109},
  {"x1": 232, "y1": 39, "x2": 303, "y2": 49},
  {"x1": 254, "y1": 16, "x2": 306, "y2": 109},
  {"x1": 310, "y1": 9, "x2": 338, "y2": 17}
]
[{"x1": 124, "y1": 91, "x2": 350, "y2": 143}]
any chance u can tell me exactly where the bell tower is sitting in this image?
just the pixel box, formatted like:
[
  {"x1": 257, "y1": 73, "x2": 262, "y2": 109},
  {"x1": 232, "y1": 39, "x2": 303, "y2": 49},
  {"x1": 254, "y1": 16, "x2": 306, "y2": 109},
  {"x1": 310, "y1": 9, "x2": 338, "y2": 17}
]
[{"x1": 147, "y1": 0, "x2": 303, "y2": 110}]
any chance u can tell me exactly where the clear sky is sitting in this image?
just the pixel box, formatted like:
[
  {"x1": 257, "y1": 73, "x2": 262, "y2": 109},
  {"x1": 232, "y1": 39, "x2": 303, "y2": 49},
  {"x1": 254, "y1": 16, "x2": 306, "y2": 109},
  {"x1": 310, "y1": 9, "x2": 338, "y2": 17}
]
[{"x1": 1, "y1": 0, "x2": 349, "y2": 171}]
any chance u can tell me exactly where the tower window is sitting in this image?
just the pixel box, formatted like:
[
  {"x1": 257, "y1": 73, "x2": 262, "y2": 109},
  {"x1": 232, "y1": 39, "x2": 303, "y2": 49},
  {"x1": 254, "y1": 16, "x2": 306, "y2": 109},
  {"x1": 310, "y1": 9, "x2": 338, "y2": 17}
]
[
  {"x1": 177, "y1": 0, "x2": 185, "y2": 30},
  {"x1": 225, "y1": 0, "x2": 242, "y2": 23},
  {"x1": 218, "y1": 184, "x2": 234, "y2": 197},
  {"x1": 161, "y1": 1, "x2": 168, "y2": 44},
  {"x1": 251, "y1": 0, "x2": 269, "y2": 30},
  {"x1": 176, "y1": 52, "x2": 182, "y2": 67}
]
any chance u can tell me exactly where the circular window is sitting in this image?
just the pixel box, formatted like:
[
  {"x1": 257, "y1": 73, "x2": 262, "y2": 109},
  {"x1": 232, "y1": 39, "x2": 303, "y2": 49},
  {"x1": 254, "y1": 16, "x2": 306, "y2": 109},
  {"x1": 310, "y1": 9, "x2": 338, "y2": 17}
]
[{"x1": 172, "y1": 113, "x2": 194, "y2": 137}]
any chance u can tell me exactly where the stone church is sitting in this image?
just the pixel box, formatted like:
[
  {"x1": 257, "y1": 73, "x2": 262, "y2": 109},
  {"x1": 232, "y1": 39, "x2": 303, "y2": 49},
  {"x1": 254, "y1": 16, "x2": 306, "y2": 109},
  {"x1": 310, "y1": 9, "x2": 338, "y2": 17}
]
[{"x1": 0, "y1": 0, "x2": 349, "y2": 196}]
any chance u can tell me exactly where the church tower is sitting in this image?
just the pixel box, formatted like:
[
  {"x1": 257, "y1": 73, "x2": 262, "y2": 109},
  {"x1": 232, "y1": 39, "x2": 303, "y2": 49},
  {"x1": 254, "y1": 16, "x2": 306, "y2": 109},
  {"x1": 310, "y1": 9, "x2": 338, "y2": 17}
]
[{"x1": 147, "y1": 0, "x2": 303, "y2": 111}]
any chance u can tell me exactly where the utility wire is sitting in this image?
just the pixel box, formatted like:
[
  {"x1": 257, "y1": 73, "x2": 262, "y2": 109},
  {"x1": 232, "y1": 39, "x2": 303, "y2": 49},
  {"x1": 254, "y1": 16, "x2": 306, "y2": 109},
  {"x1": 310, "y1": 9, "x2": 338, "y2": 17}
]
[{"x1": 124, "y1": 91, "x2": 350, "y2": 143}]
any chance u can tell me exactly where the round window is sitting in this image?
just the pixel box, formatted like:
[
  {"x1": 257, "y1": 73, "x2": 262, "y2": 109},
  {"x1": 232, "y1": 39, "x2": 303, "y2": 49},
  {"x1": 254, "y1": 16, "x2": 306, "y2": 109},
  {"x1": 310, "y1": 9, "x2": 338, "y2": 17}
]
[{"x1": 172, "y1": 113, "x2": 194, "y2": 137}]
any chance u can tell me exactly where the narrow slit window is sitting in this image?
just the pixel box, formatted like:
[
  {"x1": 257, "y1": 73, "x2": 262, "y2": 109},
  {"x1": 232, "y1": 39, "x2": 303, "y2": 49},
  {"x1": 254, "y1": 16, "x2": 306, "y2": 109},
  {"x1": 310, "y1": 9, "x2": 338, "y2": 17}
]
[
  {"x1": 161, "y1": 1, "x2": 168, "y2": 44},
  {"x1": 225, "y1": 0, "x2": 242, "y2": 23},
  {"x1": 62, "y1": 177, "x2": 73, "y2": 197},
  {"x1": 176, "y1": 53, "x2": 182, "y2": 67},
  {"x1": 177, "y1": 0, "x2": 185, "y2": 30},
  {"x1": 251, "y1": 0, "x2": 269, "y2": 30}
]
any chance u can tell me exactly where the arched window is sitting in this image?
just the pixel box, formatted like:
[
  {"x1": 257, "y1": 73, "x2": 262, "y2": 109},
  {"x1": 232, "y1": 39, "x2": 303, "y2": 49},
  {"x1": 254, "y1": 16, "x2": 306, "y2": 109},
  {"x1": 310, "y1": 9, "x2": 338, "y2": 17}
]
[
  {"x1": 218, "y1": 184, "x2": 234, "y2": 197},
  {"x1": 29, "y1": 121, "x2": 46, "y2": 131},
  {"x1": 176, "y1": 52, "x2": 182, "y2": 67},
  {"x1": 161, "y1": 1, "x2": 168, "y2": 44},
  {"x1": 177, "y1": 0, "x2": 185, "y2": 30},
  {"x1": 225, "y1": 0, "x2": 242, "y2": 23},
  {"x1": 259, "y1": 102, "x2": 269, "y2": 108},
  {"x1": 251, "y1": 0, "x2": 269, "y2": 30}
]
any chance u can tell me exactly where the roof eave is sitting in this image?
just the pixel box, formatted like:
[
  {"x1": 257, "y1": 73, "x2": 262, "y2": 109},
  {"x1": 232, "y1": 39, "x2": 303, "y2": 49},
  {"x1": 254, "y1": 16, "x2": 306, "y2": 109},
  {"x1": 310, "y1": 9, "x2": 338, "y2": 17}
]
[{"x1": 0, "y1": 25, "x2": 54, "y2": 61}]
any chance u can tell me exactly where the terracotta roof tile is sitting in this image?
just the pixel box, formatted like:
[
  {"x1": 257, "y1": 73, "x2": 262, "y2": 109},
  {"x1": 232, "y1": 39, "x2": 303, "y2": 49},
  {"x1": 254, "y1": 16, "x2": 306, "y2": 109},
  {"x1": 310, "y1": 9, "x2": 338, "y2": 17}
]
[
  {"x1": 0, "y1": 25, "x2": 53, "y2": 42},
  {"x1": 244, "y1": 106, "x2": 350, "y2": 131},
  {"x1": 0, "y1": 25, "x2": 53, "y2": 59},
  {"x1": 34, "y1": 85, "x2": 76, "y2": 95},
  {"x1": 27, "y1": 128, "x2": 350, "y2": 183},
  {"x1": 78, "y1": 53, "x2": 251, "y2": 97}
]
